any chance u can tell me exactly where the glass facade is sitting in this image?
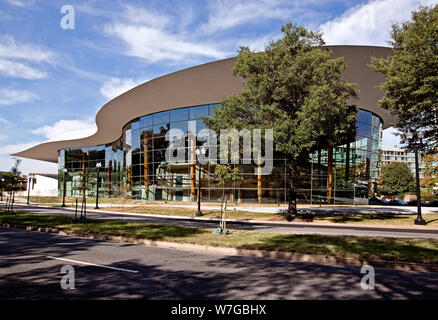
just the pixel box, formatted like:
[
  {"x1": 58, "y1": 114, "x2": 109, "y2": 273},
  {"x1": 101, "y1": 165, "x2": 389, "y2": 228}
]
[{"x1": 58, "y1": 105, "x2": 382, "y2": 204}]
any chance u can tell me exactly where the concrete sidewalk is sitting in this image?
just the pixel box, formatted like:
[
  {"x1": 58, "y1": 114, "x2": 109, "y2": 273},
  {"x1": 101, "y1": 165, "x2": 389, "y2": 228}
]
[{"x1": 11, "y1": 198, "x2": 438, "y2": 214}]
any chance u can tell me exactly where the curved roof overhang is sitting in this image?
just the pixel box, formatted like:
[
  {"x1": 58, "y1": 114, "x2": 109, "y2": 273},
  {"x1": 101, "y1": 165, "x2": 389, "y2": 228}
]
[{"x1": 13, "y1": 45, "x2": 396, "y2": 163}]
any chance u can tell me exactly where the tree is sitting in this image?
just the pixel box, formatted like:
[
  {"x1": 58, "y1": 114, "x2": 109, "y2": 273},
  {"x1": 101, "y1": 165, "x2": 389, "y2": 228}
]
[
  {"x1": 370, "y1": 5, "x2": 438, "y2": 148},
  {"x1": 214, "y1": 165, "x2": 243, "y2": 234},
  {"x1": 205, "y1": 23, "x2": 358, "y2": 220},
  {"x1": 381, "y1": 162, "x2": 415, "y2": 198},
  {"x1": 10, "y1": 159, "x2": 25, "y2": 203},
  {"x1": 421, "y1": 153, "x2": 438, "y2": 197}
]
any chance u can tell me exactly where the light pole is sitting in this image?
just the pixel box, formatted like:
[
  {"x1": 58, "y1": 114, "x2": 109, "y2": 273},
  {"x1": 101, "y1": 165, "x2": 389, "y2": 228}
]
[
  {"x1": 95, "y1": 162, "x2": 102, "y2": 209},
  {"x1": 406, "y1": 130, "x2": 427, "y2": 225},
  {"x1": 27, "y1": 174, "x2": 34, "y2": 205},
  {"x1": 195, "y1": 147, "x2": 206, "y2": 217},
  {"x1": 61, "y1": 168, "x2": 67, "y2": 207},
  {"x1": 0, "y1": 178, "x2": 4, "y2": 202}
]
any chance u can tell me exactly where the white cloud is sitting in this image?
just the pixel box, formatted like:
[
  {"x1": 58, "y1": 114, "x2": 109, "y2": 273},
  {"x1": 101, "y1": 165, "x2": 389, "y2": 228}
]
[
  {"x1": 0, "y1": 134, "x2": 6, "y2": 142},
  {"x1": 0, "y1": 141, "x2": 43, "y2": 156},
  {"x1": 320, "y1": 0, "x2": 438, "y2": 46},
  {"x1": 101, "y1": 3, "x2": 228, "y2": 63},
  {"x1": 0, "y1": 59, "x2": 47, "y2": 79},
  {"x1": 0, "y1": 35, "x2": 54, "y2": 63},
  {"x1": 0, "y1": 155, "x2": 57, "y2": 176},
  {"x1": 382, "y1": 127, "x2": 405, "y2": 148},
  {"x1": 31, "y1": 118, "x2": 97, "y2": 142},
  {"x1": 121, "y1": 4, "x2": 170, "y2": 28},
  {"x1": 100, "y1": 77, "x2": 148, "y2": 100},
  {"x1": 105, "y1": 23, "x2": 227, "y2": 63},
  {"x1": 5, "y1": 0, "x2": 34, "y2": 7},
  {"x1": 0, "y1": 35, "x2": 53, "y2": 80},
  {"x1": 235, "y1": 33, "x2": 281, "y2": 52},
  {"x1": 0, "y1": 116, "x2": 13, "y2": 126},
  {"x1": 200, "y1": 0, "x2": 294, "y2": 34},
  {"x1": 0, "y1": 89, "x2": 38, "y2": 106}
]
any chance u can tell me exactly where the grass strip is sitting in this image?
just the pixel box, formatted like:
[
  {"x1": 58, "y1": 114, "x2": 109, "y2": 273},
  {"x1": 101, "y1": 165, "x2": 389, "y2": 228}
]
[
  {"x1": 1, "y1": 211, "x2": 437, "y2": 265},
  {"x1": 19, "y1": 196, "x2": 438, "y2": 227}
]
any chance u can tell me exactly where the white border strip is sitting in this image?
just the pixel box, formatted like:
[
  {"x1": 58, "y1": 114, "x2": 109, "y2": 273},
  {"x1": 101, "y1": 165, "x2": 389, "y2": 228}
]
[{"x1": 46, "y1": 256, "x2": 139, "y2": 273}]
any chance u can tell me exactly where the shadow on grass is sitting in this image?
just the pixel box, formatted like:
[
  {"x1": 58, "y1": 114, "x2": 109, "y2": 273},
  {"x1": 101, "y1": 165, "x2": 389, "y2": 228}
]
[
  {"x1": 295, "y1": 213, "x2": 413, "y2": 224},
  {"x1": 236, "y1": 233, "x2": 438, "y2": 264},
  {"x1": 427, "y1": 218, "x2": 438, "y2": 225},
  {"x1": 75, "y1": 220, "x2": 205, "y2": 241},
  {"x1": 0, "y1": 212, "x2": 204, "y2": 241}
]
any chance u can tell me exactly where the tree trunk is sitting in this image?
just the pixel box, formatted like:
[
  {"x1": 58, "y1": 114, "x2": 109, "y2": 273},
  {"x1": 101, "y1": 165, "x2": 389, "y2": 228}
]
[
  {"x1": 11, "y1": 182, "x2": 16, "y2": 204},
  {"x1": 327, "y1": 140, "x2": 333, "y2": 204},
  {"x1": 224, "y1": 195, "x2": 228, "y2": 233},
  {"x1": 286, "y1": 162, "x2": 298, "y2": 221},
  {"x1": 345, "y1": 142, "x2": 350, "y2": 188},
  {"x1": 190, "y1": 135, "x2": 196, "y2": 201},
  {"x1": 220, "y1": 188, "x2": 225, "y2": 229}
]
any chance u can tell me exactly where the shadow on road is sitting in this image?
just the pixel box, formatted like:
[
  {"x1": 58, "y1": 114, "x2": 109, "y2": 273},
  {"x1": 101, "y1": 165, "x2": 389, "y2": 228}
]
[{"x1": 1, "y1": 229, "x2": 438, "y2": 300}]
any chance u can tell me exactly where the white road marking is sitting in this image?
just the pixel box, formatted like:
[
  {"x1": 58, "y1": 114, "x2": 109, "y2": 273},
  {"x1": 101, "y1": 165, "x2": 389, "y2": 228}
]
[{"x1": 46, "y1": 256, "x2": 139, "y2": 273}]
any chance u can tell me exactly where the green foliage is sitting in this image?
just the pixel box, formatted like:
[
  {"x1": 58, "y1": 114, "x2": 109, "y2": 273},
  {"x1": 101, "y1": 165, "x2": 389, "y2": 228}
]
[
  {"x1": 421, "y1": 153, "x2": 438, "y2": 196},
  {"x1": 370, "y1": 5, "x2": 438, "y2": 147},
  {"x1": 214, "y1": 165, "x2": 243, "y2": 188},
  {"x1": 205, "y1": 22, "x2": 358, "y2": 215},
  {"x1": 381, "y1": 162, "x2": 415, "y2": 197},
  {"x1": 1, "y1": 160, "x2": 26, "y2": 193}
]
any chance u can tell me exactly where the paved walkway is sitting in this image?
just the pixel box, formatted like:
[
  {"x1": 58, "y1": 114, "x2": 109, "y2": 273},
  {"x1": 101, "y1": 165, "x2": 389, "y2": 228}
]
[
  {"x1": 11, "y1": 198, "x2": 438, "y2": 214},
  {"x1": 5, "y1": 203, "x2": 438, "y2": 239}
]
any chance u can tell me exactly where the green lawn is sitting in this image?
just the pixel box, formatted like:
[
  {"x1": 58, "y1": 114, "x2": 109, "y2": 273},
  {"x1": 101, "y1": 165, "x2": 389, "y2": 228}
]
[
  {"x1": 97, "y1": 206, "x2": 438, "y2": 227},
  {"x1": 12, "y1": 196, "x2": 438, "y2": 227},
  {"x1": 1, "y1": 211, "x2": 437, "y2": 265}
]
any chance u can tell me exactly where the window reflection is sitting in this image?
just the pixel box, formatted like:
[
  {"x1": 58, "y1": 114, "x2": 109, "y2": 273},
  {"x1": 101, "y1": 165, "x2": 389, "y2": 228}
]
[{"x1": 59, "y1": 106, "x2": 381, "y2": 205}]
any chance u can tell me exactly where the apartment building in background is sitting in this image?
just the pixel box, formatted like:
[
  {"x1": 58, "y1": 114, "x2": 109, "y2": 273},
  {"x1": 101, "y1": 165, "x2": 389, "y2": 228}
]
[{"x1": 380, "y1": 146, "x2": 426, "y2": 178}]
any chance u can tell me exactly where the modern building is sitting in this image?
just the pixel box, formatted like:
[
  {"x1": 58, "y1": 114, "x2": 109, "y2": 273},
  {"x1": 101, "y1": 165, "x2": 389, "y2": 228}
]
[
  {"x1": 26, "y1": 173, "x2": 58, "y2": 197},
  {"x1": 13, "y1": 46, "x2": 396, "y2": 205},
  {"x1": 379, "y1": 146, "x2": 426, "y2": 178}
]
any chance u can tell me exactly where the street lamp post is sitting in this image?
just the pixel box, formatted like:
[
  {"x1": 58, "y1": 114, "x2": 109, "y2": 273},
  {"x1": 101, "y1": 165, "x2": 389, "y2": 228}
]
[
  {"x1": 26, "y1": 175, "x2": 34, "y2": 205},
  {"x1": 0, "y1": 178, "x2": 4, "y2": 202},
  {"x1": 61, "y1": 168, "x2": 67, "y2": 207},
  {"x1": 195, "y1": 147, "x2": 206, "y2": 217},
  {"x1": 406, "y1": 130, "x2": 427, "y2": 225},
  {"x1": 95, "y1": 162, "x2": 102, "y2": 209}
]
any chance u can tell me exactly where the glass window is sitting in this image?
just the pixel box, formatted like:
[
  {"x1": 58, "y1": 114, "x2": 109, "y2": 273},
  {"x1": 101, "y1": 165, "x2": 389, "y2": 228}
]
[
  {"x1": 196, "y1": 119, "x2": 207, "y2": 133},
  {"x1": 140, "y1": 128, "x2": 153, "y2": 141},
  {"x1": 140, "y1": 115, "x2": 152, "y2": 128},
  {"x1": 153, "y1": 123, "x2": 170, "y2": 136},
  {"x1": 131, "y1": 120, "x2": 140, "y2": 131},
  {"x1": 141, "y1": 137, "x2": 153, "y2": 152},
  {"x1": 357, "y1": 110, "x2": 372, "y2": 125},
  {"x1": 153, "y1": 111, "x2": 169, "y2": 125},
  {"x1": 131, "y1": 129, "x2": 140, "y2": 153},
  {"x1": 356, "y1": 122, "x2": 370, "y2": 138},
  {"x1": 153, "y1": 149, "x2": 167, "y2": 163},
  {"x1": 170, "y1": 108, "x2": 188, "y2": 122},
  {"x1": 153, "y1": 136, "x2": 169, "y2": 150},
  {"x1": 209, "y1": 104, "x2": 220, "y2": 115},
  {"x1": 170, "y1": 121, "x2": 188, "y2": 134},
  {"x1": 189, "y1": 105, "x2": 210, "y2": 120}
]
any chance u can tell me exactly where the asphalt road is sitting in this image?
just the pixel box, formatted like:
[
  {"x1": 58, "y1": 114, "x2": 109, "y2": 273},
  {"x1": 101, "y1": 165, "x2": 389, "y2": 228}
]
[
  {"x1": 1, "y1": 227, "x2": 437, "y2": 299},
  {"x1": 7, "y1": 203, "x2": 438, "y2": 239}
]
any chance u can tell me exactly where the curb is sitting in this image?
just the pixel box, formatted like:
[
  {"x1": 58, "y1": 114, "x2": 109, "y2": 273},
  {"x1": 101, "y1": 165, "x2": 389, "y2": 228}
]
[{"x1": 1, "y1": 222, "x2": 437, "y2": 273}]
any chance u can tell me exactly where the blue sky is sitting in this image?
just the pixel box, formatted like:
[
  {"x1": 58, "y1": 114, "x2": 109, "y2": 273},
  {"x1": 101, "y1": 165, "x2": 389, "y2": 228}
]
[{"x1": 0, "y1": 0, "x2": 436, "y2": 175}]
